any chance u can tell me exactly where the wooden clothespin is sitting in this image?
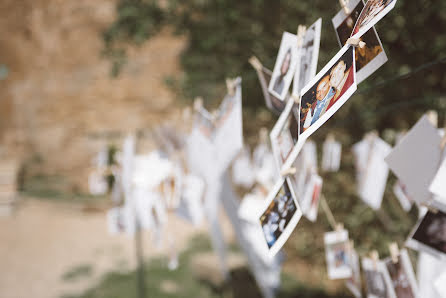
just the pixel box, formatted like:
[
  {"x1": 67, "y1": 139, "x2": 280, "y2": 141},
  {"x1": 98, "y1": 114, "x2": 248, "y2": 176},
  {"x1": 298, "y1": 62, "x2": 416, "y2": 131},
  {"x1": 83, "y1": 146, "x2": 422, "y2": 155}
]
[
  {"x1": 420, "y1": 201, "x2": 439, "y2": 214},
  {"x1": 365, "y1": 130, "x2": 378, "y2": 142},
  {"x1": 389, "y1": 242, "x2": 399, "y2": 264},
  {"x1": 291, "y1": 94, "x2": 301, "y2": 104},
  {"x1": 348, "y1": 240, "x2": 354, "y2": 253},
  {"x1": 259, "y1": 127, "x2": 269, "y2": 144},
  {"x1": 280, "y1": 167, "x2": 297, "y2": 177},
  {"x1": 346, "y1": 37, "x2": 366, "y2": 49},
  {"x1": 248, "y1": 56, "x2": 263, "y2": 72},
  {"x1": 297, "y1": 25, "x2": 307, "y2": 48},
  {"x1": 370, "y1": 250, "x2": 379, "y2": 270},
  {"x1": 335, "y1": 223, "x2": 344, "y2": 240},
  {"x1": 226, "y1": 78, "x2": 236, "y2": 97},
  {"x1": 326, "y1": 133, "x2": 335, "y2": 142},
  {"x1": 339, "y1": 0, "x2": 350, "y2": 15},
  {"x1": 193, "y1": 96, "x2": 203, "y2": 112},
  {"x1": 426, "y1": 110, "x2": 438, "y2": 127}
]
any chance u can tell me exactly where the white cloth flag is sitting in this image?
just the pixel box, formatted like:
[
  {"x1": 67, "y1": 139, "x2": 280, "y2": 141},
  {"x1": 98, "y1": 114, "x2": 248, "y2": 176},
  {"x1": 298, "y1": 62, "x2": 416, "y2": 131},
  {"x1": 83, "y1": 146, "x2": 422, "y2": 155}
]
[
  {"x1": 353, "y1": 135, "x2": 391, "y2": 210},
  {"x1": 214, "y1": 77, "x2": 244, "y2": 173},
  {"x1": 232, "y1": 147, "x2": 255, "y2": 188},
  {"x1": 322, "y1": 137, "x2": 342, "y2": 172},
  {"x1": 385, "y1": 115, "x2": 442, "y2": 205},
  {"x1": 221, "y1": 172, "x2": 281, "y2": 298},
  {"x1": 176, "y1": 174, "x2": 205, "y2": 226}
]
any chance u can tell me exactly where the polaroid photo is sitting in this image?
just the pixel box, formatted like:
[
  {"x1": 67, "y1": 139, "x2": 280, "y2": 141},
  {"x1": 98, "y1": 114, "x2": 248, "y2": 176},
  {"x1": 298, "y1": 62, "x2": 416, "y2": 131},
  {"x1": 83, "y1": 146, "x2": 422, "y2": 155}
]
[
  {"x1": 430, "y1": 157, "x2": 446, "y2": 212},
  {"x1": 406, "y1": 209, "x2": 446, "y2": 260},
  {"x1": 270, "y1": 99, "x2": 300, "y2": 170},
  {"x1": 357, "y1": 137, "x2": 391, "y2": 210},
  {"x1": 350, "y1": 0, "x2": 398, "y2": 39},
  {"x1": 287, "y1": 148, "x2": 316, "y2": 203},
  {"x1": 268, "y1": 32, "x2": 300, "y2": 100},
  {"x1": 393, "y1": 181, "x2": 413, "y2": 212},
  {"x1": 434, "y1": 271, "x2": 446, "y2": 298},
  {"x1": 418, "y1": 251, "x2": 446, "y2": 298},
  {"x1": 383, "y1": 249, "x2": 419, "y2": 298},
  {"x1": 322, "y1": 137, "x2": 342, "y2": 172},
  {"x1": 258, "y1": 177, "x2": 302, "y2": 257},
  {"x1": 253, "y1": 62, "x2": 286, "y2": 114},
  {"x1": 362, "y1": 257, "x2": 396, "y2": 298},
  {"x1": 324, "y1": 229, "x2": 352, "y2": 279},
  {"x1": 385, "y1": 115, "x2": 443, "y2": 205},
  {"x1": 345, "y1": 249, "x2": 362, "y2": 298},
  {"x1": 332, "y1": 0, "x2": 388, "y2": 83},
  {"x1": 292, "y1": 18, "x2": 322, "y2": 97},
  {"x1": 301, "y1": 174, "x2": 323, "y2": 222},
  {"x1": 298, "y1": 45, "x2": 357, "y2": 141}
]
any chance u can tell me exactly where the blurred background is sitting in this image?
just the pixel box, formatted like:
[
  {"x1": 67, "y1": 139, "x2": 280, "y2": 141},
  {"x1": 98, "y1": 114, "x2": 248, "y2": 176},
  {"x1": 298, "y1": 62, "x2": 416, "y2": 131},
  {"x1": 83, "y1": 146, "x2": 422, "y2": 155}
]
[{"x1": 0, "y1": 0, "x2": 445, "y2": 297}]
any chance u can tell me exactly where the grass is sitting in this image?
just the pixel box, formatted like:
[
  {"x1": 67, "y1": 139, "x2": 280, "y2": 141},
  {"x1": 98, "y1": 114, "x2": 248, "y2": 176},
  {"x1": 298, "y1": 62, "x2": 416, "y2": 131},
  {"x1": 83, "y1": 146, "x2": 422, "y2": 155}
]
[
  {"x1": 60, "y1": 234, "x2": 348, "y2": 298},
  {"x1": 62, "y1": 264, "x2": 94, "y2": 282}
]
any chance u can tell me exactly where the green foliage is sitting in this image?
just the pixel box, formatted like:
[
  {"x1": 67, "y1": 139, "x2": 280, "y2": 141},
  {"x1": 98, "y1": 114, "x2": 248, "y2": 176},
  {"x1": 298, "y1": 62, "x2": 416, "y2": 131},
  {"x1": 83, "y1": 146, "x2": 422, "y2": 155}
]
[{"x1": 101, "y1": 0, "x2": 446, "y2": 293}]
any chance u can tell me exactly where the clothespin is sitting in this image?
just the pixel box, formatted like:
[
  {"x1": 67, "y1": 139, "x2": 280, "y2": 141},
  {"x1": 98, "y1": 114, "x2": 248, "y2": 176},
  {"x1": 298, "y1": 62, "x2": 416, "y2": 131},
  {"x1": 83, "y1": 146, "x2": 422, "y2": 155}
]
[
  {"x1": 291, "y1": 94, "x2": 301, "y2": 104},
  {"x1": 420, "y1": 201, "x2": 439, "y2": 214},
  {"x1": 348, "y1": 240, "x2": 354, "y2": 253},
  {"x1": 370, "y1": 250, "x2": 379, "y2": 270},
  {"x1": 297, "y1": 25, "x2": 307, "y2": 48},
  {"x1": 280, "y1": 167, "x2": 297, "y2": 177},
  {"x1": 365, "y1": 130, "x2": 378, "y2": 142},
  {"x1": 226, "y1": 78, "x2": 236, "y2": 97},
  {"x1": 335, "y1": 223, "x2": 344, "y2": 240},
  {"x1": 326, "y1": 133, "x2": 335, "y2": 142},
  {"x1": 248, "y1": 56, "x2": 263, "y2": 72},
  {"x1": 346, "y1": 37, "x2": 366, "y2": 49},
  {"x1": 193, "y1": 96, "x2": 203, "y2": 112},
  {"x1": 339, "y1": 0, "x2": 350, "y2": 15},
  {"x1": 426, "y1": 110, "x2": 438, "y2": 127},
  {"x1": 259, "y1": 127, "x2": 269, "y2": 144},
  {"x1": 389, "y1": 242, "x2": 399, "y2": 264}
]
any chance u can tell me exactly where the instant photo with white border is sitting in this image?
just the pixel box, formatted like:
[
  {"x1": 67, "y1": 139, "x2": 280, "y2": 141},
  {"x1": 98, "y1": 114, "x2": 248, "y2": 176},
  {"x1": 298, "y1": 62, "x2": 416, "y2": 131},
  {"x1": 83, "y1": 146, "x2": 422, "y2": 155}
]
[
  {"x1": 257, "y1": 177, "x2": 302, "y2": 258},
  {"x1": 332, "y1": 0, "x2": 387, "y2": 84},
  {"x1": 324, "y1": 229, "x2": 353, "y2": 279},
  {"x1": 350, "y1": 0, "x2": 398, "y2": 39},
  {"x1": 268, "y1": 32, "x2": 300, "y2": 101},
  {"x1": 298, "y1": 45, "x2": 357, "y2": 142},
  {"x1": 406, "y1": 209, "x2": 446, "y2": 261},
  {"x1": 301, "y1": 174, "x2": 323, "y2": 222},
  {"x1": 270, "y1": 99, "x2": 299, "y2": 170},
  {"x1": 383, "y1": 249, "x2": 419, "y2": 298},
  {"x1": 362, "y1": 257, "x2": 397, "y2": 298},
  {"x1": 254, "y1": 64, "x2": 286, "y2": 115},
  {"x1": 292, "y1": 18, "x2": 322, "y2": 98}
]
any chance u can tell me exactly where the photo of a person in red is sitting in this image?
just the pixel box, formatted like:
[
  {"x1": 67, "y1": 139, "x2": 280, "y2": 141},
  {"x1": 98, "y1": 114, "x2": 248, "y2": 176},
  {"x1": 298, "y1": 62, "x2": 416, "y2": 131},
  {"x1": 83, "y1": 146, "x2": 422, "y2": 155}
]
[{"x1": 300, "y1": 47, "x2": 354, "y2": 133}]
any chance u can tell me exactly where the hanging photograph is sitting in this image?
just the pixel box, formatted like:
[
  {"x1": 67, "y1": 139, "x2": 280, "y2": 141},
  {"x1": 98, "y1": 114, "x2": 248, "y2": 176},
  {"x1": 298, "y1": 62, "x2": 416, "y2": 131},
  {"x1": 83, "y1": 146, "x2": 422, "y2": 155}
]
[
  {"x1": 301, "y1": 174, "x2": 323, "y2": 222},
  {"x1": 350, "y1": 0, "x2": 398, "y2": 39},
  {"x1": 270, "y1": 99, "x2": 300, "y2": 170},
  {"x1": 252, "y1": 60, "x2": 286, "y2": 114},
  {"x1": 258, "y1": 177, "x2": 302, "y2": 257},
  {"x1": 384, "y1": 249, "x2": 419, "y2": 298},
  {"x1": 292, "y1": 18, "x2": 322, "y2": 97},
  {"x1": 324, "y1": 229, "x2": 352, "y2": 279},
  {"x1": 332, "y1": 0, "x2": 387, "y2": 83},
  {"x1": 298, "y1": 45, "x2": 356, "y2": 141},
  {"x1": 362, "y1": 257, "x2": 396, "y2": 298},
  {"x1": 268, "y1": 32, "x2": 300, "y2": 101},
  {"x1": 406, "y1": 209, "x2": 446, "y2": 260},
  {"x1": 345, "y1": 249, "x2": 362, "y2": 298}
]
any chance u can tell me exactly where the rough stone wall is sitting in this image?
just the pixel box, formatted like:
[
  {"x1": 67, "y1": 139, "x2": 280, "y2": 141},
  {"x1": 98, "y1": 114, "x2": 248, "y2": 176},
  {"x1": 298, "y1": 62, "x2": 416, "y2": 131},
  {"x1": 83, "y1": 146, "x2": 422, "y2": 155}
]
[{"x1": 0, "y1": 0, "x2": 186, "y2": 192}]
